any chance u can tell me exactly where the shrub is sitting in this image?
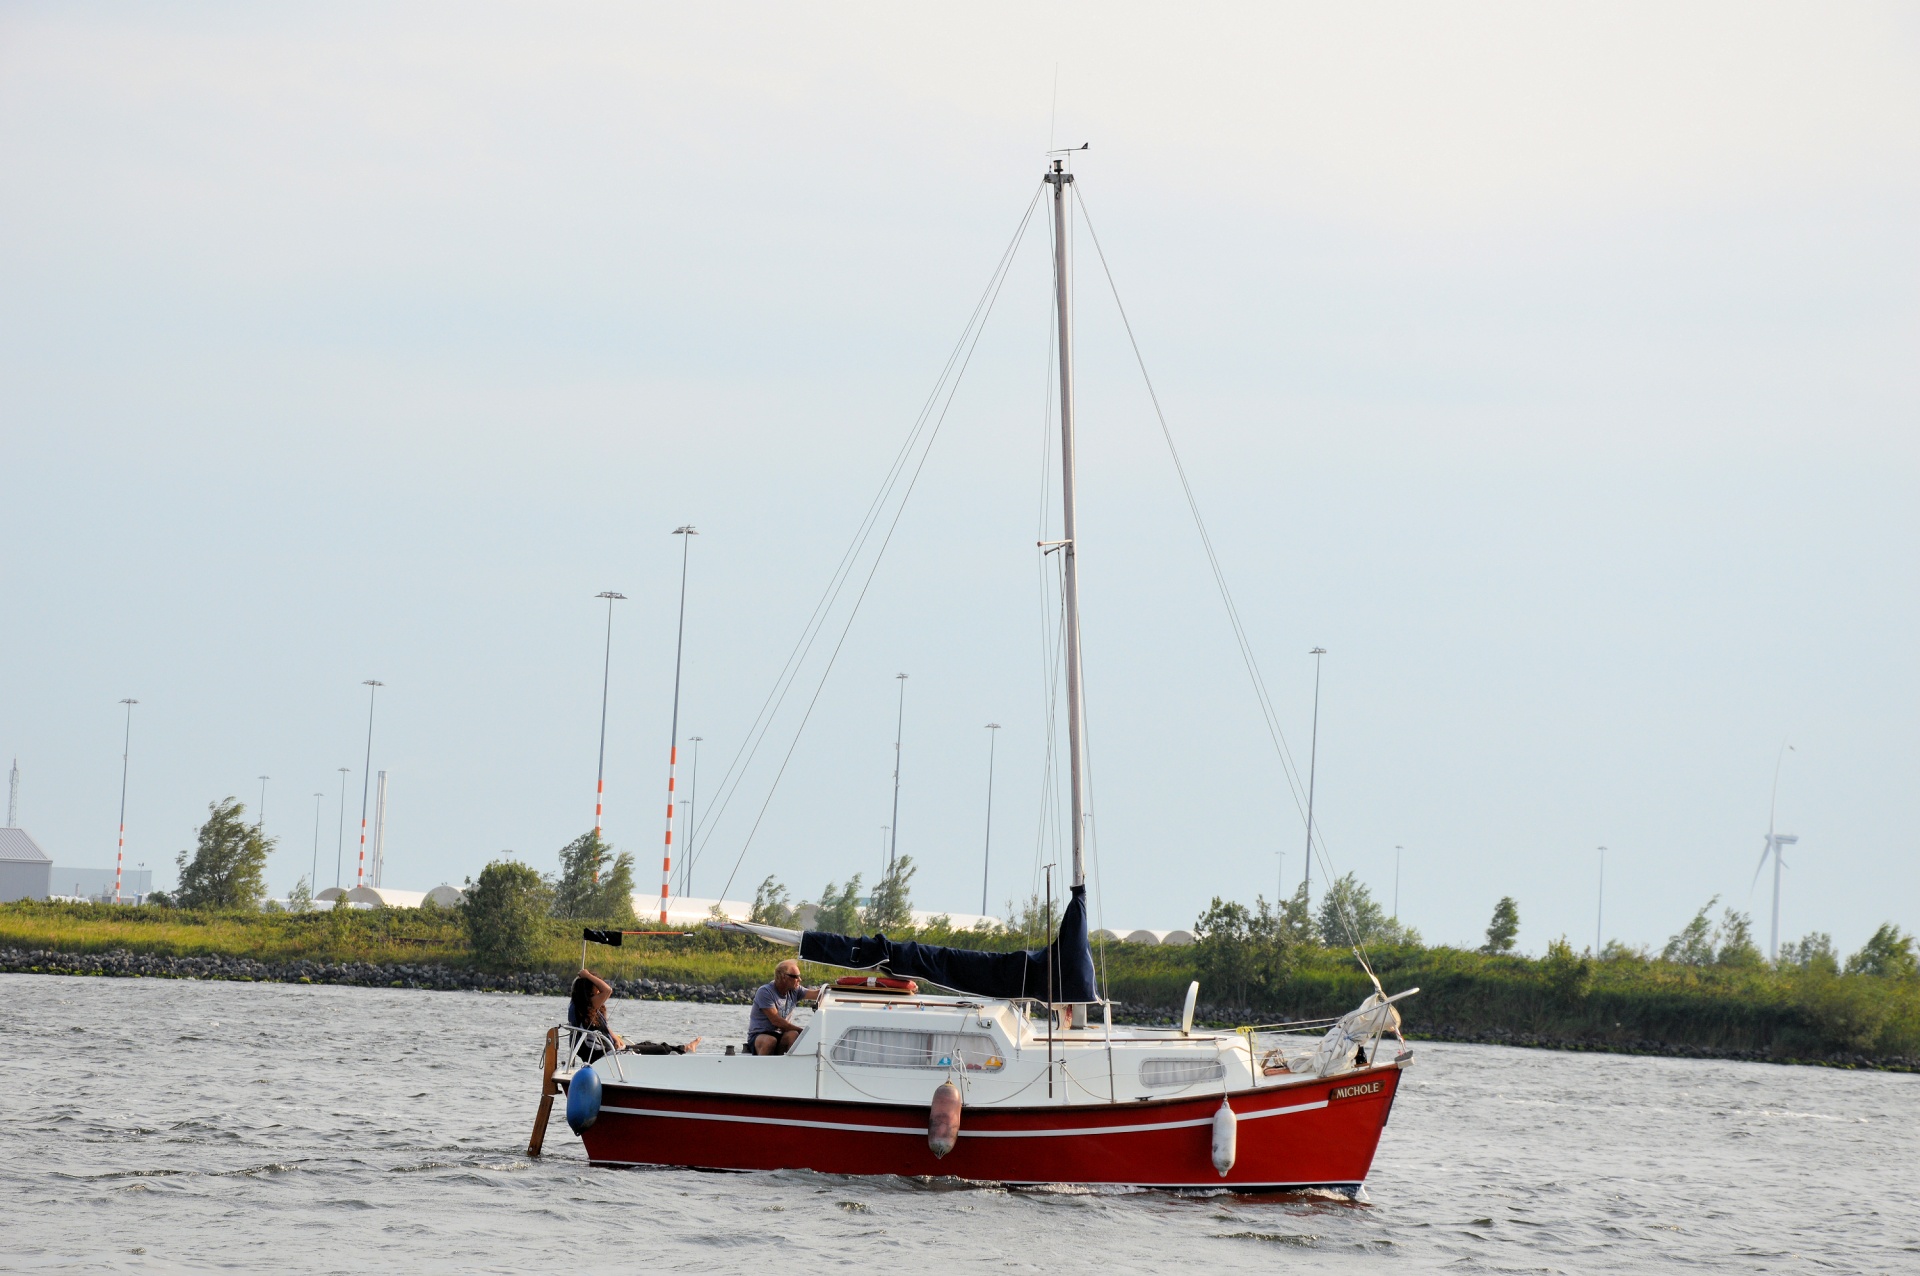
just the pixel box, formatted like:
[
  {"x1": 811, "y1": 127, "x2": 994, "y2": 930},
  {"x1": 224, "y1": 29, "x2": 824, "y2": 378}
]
[
  {"x1": 1846, "y1": 924, "x2": 1918, "y2": 980},
  {"x1": 463, "y1": 859, "x2": 552, "y2": 969},
  {"x1": 1543, "y1": 936, "x2": 1592, "y2": 1001}
]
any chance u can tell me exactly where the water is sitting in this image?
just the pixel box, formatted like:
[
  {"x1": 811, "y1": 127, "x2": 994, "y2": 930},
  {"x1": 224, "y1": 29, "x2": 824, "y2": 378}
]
[{"x1": 3, "y1": 973, "x2": 1916, "y2": 1273}]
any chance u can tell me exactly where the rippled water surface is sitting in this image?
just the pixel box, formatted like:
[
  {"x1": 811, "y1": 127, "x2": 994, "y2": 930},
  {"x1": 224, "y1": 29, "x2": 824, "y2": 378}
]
[{"x1": 3, "y1": 973, "x2": 1917, "y2": 1273}]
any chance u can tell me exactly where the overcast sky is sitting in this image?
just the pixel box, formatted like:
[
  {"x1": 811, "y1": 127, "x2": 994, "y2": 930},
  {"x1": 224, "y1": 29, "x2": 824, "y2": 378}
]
[{"x1": 2, "y1": 3, "x2": 1915, "y2": 956}]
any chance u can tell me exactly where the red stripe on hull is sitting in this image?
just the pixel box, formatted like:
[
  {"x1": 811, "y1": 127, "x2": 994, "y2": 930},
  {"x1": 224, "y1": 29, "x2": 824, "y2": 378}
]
[{"x1": 577, "y1": 1064, "x2": 1401, "y2": 1189}]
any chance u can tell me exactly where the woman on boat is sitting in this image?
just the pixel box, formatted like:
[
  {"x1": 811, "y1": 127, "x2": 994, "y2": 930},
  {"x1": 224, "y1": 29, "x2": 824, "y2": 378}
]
[{"x1": 570, "y1": 968, "x2": 700, "y2": 1058}]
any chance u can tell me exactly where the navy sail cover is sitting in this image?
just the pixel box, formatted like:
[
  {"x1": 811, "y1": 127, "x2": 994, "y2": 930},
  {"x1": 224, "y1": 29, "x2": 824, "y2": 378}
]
[{"x1": 798, "y1": 883, "x2": 1097, "y2": 1003}]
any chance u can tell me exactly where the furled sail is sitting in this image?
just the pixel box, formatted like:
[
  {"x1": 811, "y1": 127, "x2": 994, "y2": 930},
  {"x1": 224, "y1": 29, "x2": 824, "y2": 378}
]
[{"x1": 797, "y1": 883, "x2": 1097, "y2": 1003}]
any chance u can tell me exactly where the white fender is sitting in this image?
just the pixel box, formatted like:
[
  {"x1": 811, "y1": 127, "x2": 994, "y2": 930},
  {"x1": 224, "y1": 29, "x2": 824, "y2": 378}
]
[
  {"x1": 928, "y1": 1080, "x2": 962, "y2": 1159},
  {"x1": 1210, "y1": 1098, "x2": 1237, "y2": 1176}
]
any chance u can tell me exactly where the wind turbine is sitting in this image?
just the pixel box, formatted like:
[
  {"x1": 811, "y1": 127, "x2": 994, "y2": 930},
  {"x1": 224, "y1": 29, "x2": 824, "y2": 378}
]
[{"x1": 1751, "y1": 743, "x2": 1798, "y2": 962}]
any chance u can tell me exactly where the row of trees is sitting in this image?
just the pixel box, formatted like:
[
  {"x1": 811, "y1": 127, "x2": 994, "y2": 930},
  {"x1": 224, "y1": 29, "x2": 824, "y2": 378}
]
[
  {"x1": 746, "y1": 855, "x2": 920, "y2": 933},
  {"x1": 145, "y1": 799, "x2": 1920, "y2": 985}
]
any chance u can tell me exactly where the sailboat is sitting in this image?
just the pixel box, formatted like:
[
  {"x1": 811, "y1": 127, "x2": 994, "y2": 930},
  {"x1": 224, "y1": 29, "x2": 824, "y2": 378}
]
[{"x1": 538, "y1": 158, "x2": 1418, "y2": 1192}]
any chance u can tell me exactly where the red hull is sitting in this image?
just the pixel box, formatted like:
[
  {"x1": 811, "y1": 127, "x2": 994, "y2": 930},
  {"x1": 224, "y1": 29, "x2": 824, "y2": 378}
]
[{"x1": 577, "y1": 1063, "x2": 1402, "y2": 1190}]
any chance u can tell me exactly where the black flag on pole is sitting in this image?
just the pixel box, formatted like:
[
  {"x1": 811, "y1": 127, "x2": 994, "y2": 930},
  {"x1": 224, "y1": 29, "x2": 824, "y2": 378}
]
[{"x1": 583, "y1": 927, "x2": 624, "y2": 947}]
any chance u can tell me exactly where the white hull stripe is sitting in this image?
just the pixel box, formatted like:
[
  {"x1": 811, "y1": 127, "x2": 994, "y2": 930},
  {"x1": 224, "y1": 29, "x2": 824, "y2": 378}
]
[{"x1": 598, "y1": 1097, "x2": 1327, "y2": 1140}]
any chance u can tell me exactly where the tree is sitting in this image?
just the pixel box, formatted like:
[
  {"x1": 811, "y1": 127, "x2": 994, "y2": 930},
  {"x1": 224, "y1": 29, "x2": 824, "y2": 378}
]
[
  {"x1": 812, "y1": 875, "x2": 863, "y2": 934},
  {"x1": 551, "y1": 831, "x2": 637, "y2": 923},
  {"x1": 1845, "y1": 924, "x2": 1918, "y2": 979},
  {"x1": 1005, "y1": 891, "x2": 1053, "y2": 943},
  {"x1": 1193, "y1": 897, "x2": 1256, "y2": 1006},
  {"x1": 750, "y1": 875, "x2": 794, "y2": 926},
  {"x1": 1778, "y1": 932, "x2": 1838, "y2": 973},
  {"x1": 174, "y1": 798, "x2": 272, "y2": 910},
  {"x1": 1713, "y1": 908, "x2": 1764, "y2": 968},
  {"x1": 464, "y1": 859, "x2": 552, "y2": 968},
  {"x1": 863, "y1": 855, "x2": 916, "y2": 931},
  {"x1": 1481, "y1": 896, "x2": 1520, "y2": 954},
  {"x1": 1316, "y1": 873, "x2": 1390, "y2": 948},
  {"x1": 1662, "y1": 898, "x2": 1719, "y2": 966},
  {"x1": 287, "y1": 875, "x2": 314, "y2": 914}
]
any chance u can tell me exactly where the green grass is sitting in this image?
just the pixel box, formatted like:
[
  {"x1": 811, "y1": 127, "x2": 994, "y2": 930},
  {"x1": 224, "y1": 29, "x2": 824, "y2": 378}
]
[{"x1": 6, "y1": 901, "x2": 1916, "y2": 1061}]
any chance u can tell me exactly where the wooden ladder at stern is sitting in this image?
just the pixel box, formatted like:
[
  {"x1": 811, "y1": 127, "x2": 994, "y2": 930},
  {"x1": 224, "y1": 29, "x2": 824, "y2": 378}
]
[{"x1": 527, "y1": 1027, "x2": 563, "y2": 1157}]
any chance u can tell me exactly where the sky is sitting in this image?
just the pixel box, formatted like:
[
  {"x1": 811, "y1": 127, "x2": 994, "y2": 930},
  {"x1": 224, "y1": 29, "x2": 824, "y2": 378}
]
[{"x1": 2, "y1": 3, "x2": 1915, "y2": 957}]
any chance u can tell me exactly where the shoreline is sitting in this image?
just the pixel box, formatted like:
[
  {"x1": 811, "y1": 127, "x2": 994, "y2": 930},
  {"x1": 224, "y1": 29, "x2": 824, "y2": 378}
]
[{"x1": 6, "y1": 946, "x2": 1914, "y2": 1075}]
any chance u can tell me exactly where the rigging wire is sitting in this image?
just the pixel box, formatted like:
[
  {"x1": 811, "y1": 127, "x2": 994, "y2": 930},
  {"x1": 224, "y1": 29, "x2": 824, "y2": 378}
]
[
  {"x1": 688, "y1": 191, "x2": 1045, "y2": 880},
  {"x1": 1071, "y1": 184, "x2": 1381, "y2": 987},
  {"x1": 712, "y1": 186, "x2": 1047, "y2": 904}
]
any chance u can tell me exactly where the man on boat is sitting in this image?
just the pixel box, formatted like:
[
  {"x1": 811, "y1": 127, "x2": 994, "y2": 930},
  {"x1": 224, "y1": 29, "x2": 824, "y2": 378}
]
[{"x1": 748, "y1": 959, "x2": 819, "y2": 1055}]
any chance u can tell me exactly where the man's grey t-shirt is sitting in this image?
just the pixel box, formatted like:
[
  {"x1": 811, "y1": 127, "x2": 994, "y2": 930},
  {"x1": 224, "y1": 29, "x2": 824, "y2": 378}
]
[{"x1": 747, "y1": 982, "x2": 799, "y2": 1038}]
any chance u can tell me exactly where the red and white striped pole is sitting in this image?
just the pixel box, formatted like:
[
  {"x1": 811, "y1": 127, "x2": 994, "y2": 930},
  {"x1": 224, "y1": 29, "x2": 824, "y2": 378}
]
[
  {"x1": 114, "y1": 699, "x2": 137, "y2": 903},
  {"x1": 356, "y1": 681, "x2": 382, "y2": 889},
  {"x1": 660, "y1": 526, "x2": 697, "y2": 923}
]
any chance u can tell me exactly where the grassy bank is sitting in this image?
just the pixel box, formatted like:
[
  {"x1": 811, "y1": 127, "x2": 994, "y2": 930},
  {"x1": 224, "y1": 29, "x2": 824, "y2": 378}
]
[{"x1": 6, "y1": 901, "x2": 1917, "y2": 1063}]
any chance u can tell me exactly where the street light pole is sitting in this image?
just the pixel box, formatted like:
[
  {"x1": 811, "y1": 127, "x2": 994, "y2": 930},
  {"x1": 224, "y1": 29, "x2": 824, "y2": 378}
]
[
  {"x1": 591, "y1": 592, "x2": 627, "y2": 856},
  {"x1": 113, "y1": 699, "x2": 138, "y2": 904},
  {"x1": 1394, "y1": 845, "x2": 1403, "y2": 920},
  {"x1": 334, "y1": 767, "x2": 350, "y2": 890},
  {"x1": 1596, "y1": 846, "x2": 1607, "y2": 955},
  {"x1": 981, "y1": 723, "x2": 1001, "y2": 915},
  {"x1": 310, "y1": 791, "x2": 324, "y2": 901},
  {"x1": 356, "y1": 681, "x2": 383, "y2": 889},
  {"x1": 1302, "y1": 648, "x2": 1327, "y2": 901},
  {"x1": 257, "y1": 776, "x2": 270, "y2": 829},
  {"x1": 887, "y1": 673, "x2": 908, "y2": 875}
]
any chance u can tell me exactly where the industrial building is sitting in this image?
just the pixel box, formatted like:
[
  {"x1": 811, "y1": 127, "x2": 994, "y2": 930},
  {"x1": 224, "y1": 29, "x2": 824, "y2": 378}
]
[{"x1": 0, "y1": 827, "x2": 54, "y2": 902}]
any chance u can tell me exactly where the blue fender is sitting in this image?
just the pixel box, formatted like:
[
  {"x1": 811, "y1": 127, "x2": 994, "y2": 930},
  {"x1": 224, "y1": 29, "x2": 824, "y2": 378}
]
[{"x1": 565, "y1": 1065, "x2": 603, "y2": 1134}]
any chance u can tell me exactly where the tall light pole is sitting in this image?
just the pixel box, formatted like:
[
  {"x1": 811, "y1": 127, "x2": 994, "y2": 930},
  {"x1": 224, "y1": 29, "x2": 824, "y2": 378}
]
[
  {"x1": 334, "y1": 767, "x2": 350, "y2": 890},
  {"x1": 658, "y1": 526, "x2": 697, "y2": 923},
  {"x1": 1302, "y1": 648, "x2": 1327, "y2": 900},
  {"x1": 1393, "y1": 845, "x2": 1403, "y2": 920},
  {"x1": 591, "y1": 592, "x2": 627, "y2": 856},
  {"x1": 1596, "y1": 846, "x2": 1607, "y2": 955},
  {"x1": 887, "y1": 673, "x2": 908, "y2": 875},
  {"x1": 680, "y1": 735, "x2": 703, "y2": 897},
  {"x1": 356, "y1": 681, "x2": 383, "y2": 888},
  {"x1": 981, "y1": 723, "x2": 1001, "y2": 915},
  {"x1": 309, "y1": 791, "x2": 325, "y2": 901},
  {"x1": 256, "y1": 776, "x2": 270, "y2": 829},
  {"x1": 1275, "y1": 851, "x2": 1285, "y2": 903},
  {"x1": 113, "y1": 699, "x2": 138, "y2": 904}
]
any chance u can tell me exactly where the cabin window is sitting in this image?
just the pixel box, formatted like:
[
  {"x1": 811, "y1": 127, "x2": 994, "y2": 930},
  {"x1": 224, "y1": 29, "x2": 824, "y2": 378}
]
[
  {"x1": 830, "y1": 1029, "x2": 1004, "y2": 1071},
  {"x1": 1139, "y1": 1056, "x2": 1225, "y2": 1088}
]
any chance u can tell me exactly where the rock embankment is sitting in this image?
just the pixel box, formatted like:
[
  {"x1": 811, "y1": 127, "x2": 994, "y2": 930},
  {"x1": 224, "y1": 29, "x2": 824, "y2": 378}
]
[{"x1": 0, "y1": 947, "x2": 750, "y2": 1004}]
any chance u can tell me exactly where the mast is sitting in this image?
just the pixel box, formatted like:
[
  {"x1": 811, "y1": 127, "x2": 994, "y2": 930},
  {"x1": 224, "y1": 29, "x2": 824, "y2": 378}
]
[{"x1": 1045, "y1": 158, "x2": 1088, "y2": 892}]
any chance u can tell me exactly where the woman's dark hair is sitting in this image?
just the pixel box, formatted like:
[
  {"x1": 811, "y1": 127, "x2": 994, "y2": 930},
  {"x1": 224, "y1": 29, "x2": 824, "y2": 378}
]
[{"x1": 570, "y1": 975, "x2": 597, "y2": 1023}]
